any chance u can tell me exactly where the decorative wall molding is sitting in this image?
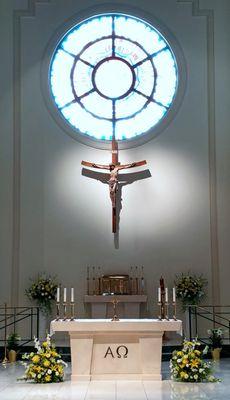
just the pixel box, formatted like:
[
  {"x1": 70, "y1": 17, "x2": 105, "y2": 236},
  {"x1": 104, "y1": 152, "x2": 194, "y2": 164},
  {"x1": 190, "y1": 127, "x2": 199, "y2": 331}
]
[
  {"x1": 11, "y1": 0, "x2": 51, "y2": 306},
  {"x1": 177, "y1": 0, "x2": 220, "y2": 304}
]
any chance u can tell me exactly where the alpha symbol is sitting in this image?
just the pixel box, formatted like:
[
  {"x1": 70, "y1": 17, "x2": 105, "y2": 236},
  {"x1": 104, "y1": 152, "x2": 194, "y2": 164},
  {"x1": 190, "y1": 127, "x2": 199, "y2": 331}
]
[{"x1": 104, "y1": 346, "x2": 114, "y2": 358}]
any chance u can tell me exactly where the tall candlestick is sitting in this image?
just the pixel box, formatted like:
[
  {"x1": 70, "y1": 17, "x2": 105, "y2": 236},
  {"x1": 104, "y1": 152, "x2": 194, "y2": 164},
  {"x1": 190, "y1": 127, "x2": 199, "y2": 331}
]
[
  {"x1": 130, "y1": 267, "x2": 133, "y2": 294},
  {"x1": 140, "y1": 266, "x2": 145, "y2": 295},
  {"x1": 87, "y1": 266, "x2": 90, "y2": 295},
  {"x1": 165, "y1": 287, "x2": 168, "y2": 303},
  {"x1": 71, "y1": 287, "x2": 74, "y2": 303},
  {"x1": 158, "y1": 287, "x2": 161, "y2": 303},
  {"x1": 135, "y1": 266, "x2": 139, "y2": 294},
  {"x1": 92, "y1": 266, "x2": 96, "y2": 295},
  {"x1": 56, "y1": 287, "x2": 60, "y2": 303},
  {"x1": 63, "y1": 287, "x2": 67, "y2": 303},
  {"x1": 173, "y1": 287, "x2": 176, "y2": 303},
  {"x1": 2, "y1": 303, "x2": 8, "y2": 364}
]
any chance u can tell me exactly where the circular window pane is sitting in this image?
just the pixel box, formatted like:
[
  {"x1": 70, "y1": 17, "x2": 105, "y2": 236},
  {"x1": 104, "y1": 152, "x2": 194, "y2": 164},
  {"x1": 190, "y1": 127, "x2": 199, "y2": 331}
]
[{"x1": 50, "y1": 13, "x2": 178, "y2": 142}]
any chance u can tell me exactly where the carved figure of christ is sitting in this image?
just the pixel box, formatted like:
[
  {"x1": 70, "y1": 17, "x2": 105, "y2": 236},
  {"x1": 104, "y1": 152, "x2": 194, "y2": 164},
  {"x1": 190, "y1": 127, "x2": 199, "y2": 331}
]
[{"x1": 81, "y1": 158, "x2": 147, "y2": 233}]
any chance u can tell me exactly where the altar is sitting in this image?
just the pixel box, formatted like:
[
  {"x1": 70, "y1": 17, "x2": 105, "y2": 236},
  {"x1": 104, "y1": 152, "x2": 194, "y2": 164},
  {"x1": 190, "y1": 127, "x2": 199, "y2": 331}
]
[{"x1": 50, "y1": 319, "x2": 182, "y2": 381}]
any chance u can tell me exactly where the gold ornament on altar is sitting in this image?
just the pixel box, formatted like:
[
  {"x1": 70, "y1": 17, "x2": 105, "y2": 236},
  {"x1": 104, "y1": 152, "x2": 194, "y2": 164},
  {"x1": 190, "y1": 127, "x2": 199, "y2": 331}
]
[
  {"x1": 101, "y1": 274, "x2": 130, "y2": 295},
  {"x1": 86, "y1": 266, "x2": 146, "y2": 295}
]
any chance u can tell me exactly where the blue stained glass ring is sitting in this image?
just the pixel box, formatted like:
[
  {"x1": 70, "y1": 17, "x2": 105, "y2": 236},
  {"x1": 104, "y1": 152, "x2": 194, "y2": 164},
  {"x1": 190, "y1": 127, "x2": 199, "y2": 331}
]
[{"x1": 49, "y1": 13, "x2": 179, "y2": 142}]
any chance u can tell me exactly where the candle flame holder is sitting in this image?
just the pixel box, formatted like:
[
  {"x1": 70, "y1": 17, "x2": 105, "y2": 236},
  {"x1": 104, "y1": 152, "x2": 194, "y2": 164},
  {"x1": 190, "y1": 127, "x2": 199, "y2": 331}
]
[
  {"x1": 55, "y1": 302, "x2": 60, "y2": 321},
  {"x1": 63, "y1": 302, "x2": 67, "y2": 321},
  {"x1": 70, "y1": 302, "x2": 75, "y2": 321},
  {"x1": 158, "y1": 302, "x2": 162, "y2": 321},
  {"x1": 173, "y1": 301, "x2": 177, "y2": 320},
  {"x1": 165, "y1": 302, "x2": 169, "y2": 320}
]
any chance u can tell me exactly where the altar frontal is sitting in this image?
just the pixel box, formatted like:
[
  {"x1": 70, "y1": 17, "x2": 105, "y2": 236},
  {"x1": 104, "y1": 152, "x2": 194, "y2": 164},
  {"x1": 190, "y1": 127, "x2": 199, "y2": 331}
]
[{"x1": 50, "y1": 319, "x2": 182, "y2": 381}]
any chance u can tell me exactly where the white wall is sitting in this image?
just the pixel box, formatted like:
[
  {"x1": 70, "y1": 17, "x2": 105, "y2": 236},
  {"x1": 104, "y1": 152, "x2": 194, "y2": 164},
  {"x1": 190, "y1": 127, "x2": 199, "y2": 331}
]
[{"x1": 0, "y1": 0, "x2": 229, "y2": 321}]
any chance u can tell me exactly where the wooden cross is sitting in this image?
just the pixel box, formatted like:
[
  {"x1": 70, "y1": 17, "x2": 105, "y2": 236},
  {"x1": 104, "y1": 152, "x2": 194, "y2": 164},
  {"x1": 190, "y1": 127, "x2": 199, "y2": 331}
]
[{"x1": 81, "y1": 139, "x2": 147, "y2": 233}]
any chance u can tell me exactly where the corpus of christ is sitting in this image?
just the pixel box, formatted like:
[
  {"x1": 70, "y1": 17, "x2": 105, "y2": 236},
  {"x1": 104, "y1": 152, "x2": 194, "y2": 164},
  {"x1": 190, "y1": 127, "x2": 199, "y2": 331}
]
[{"x1": 81, "y1": 139, "x2": 147, "y2": 233}]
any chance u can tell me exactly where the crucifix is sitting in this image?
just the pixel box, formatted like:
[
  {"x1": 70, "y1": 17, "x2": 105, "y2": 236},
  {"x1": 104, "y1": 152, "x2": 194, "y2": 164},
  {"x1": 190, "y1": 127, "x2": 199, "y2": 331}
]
[{"x1": 81, "y1": 139, "x2": 147, "y2": 233}]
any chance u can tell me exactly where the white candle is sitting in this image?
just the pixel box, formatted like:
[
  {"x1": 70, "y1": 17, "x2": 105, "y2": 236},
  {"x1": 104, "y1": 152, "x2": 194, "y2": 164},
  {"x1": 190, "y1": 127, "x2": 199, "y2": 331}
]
[
  {"x1": 63, "y1": 287, "x2": 67, "y2": 303},
  {"x1": 173, "y1": 287, "x2": 176, "y2": 303},
  {"x1": 158, "y1": 287, "x2": 161, "y2": 303},
  {"x1": 56, "y1": 287, "x2": 60, "y2": 303},
  {"x1": 165, "y1": 287, "x2": 168, "y2": 303},
  {"x1": 71, "y1": 287, "x2": 74, "y2": 303}
]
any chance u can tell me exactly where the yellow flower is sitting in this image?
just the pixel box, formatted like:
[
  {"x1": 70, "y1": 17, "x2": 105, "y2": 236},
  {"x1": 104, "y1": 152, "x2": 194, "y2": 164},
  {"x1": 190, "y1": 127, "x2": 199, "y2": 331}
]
[
  {"x1": 180, "y1": 371, "x2": 188, "y2": 379},
  {"x1": 182, "y1": 355, "x2": 188, "y2": 363},
  {"x1": 42, "y1": 341, "x2": 48, "y2": 348},
  {"x1": 32, "y1": 355, "x2": 40, "y2": 364},
  {"x1": 190, "y1": 359, "x2": 200, "y2": 368},
  {"x1": 43, "y1": 359, "x2": 50, "y2": 367},
  {"x1": 177, "y1": 351, "x2": 183, "y2": 356},
  {"x1": 45, "y1": 375, "x2": 51, "y2": 382},
  {"x1": 195, "y1": 350, "x2": 201, "y2": 356}
]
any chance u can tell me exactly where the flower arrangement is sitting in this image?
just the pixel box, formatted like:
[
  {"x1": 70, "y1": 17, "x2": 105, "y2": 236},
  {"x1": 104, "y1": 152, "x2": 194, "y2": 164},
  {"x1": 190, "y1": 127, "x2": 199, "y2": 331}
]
[
  {"x1": 26, "y1": 273, "x2": 58, "y2": 315},
  {"x1": 207, "y1": 328, "x2": 223, "y2": 349},
  {"x1": 175, "y1": 272, "x2": 207, "y2": 308},
  {"x1": 20, "y1": 334, "x2": 67, "y2": 383},
  {"x1": 170, "y1": 338, "x2": 220, "y2": 382}
]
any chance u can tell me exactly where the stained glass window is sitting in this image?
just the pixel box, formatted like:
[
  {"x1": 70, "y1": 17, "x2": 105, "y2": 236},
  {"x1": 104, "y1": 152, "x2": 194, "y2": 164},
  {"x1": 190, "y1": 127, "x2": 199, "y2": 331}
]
[{"x1": 50, "y1": 14, "x2": 178, "y2": 141}]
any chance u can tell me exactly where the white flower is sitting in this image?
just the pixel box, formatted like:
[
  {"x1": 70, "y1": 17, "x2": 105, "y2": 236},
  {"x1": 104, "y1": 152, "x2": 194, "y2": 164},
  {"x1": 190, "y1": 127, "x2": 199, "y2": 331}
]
[
  {"x1": 34, "y1": 336, "x2": 41, "y2": 351},
  {"x1": 37, "y1": 374, "x2": 41, "y2": 379},
  {"x1": 55, "y1": 371, "x2": 59, "y2": 376},
  {"x1": 46, "y1": 334, "x2": 51, "y2": 347},
  {"x1": 48, "y1": 369, "x2": 52, "y2": 374}
]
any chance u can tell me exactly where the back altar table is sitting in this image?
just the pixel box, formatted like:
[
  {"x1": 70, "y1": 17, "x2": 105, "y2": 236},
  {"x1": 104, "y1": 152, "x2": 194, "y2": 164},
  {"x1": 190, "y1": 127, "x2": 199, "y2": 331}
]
[{"x1": 50, "y1": 319, "x2": 182, "y2": 381}]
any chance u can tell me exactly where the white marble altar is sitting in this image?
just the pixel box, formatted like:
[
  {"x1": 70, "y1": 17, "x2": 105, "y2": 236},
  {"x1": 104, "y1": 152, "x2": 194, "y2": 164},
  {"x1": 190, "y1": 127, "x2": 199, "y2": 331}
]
[
  {"x1": 84, "y1": 295, "x2": 147, "y2": 318},
  {"x1": 50, "y1": 319, "x2": 182, "y2": 381}
]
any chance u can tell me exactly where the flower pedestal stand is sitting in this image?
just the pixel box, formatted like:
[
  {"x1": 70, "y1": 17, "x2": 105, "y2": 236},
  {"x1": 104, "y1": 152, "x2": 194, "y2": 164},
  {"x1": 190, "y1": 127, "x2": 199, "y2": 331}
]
[
  {"x1": 211, "y1": 348, "x2": 221, "y2": 361},
  {"x1": 39, "y1": 313, "x2": 49, "y2": 341}
]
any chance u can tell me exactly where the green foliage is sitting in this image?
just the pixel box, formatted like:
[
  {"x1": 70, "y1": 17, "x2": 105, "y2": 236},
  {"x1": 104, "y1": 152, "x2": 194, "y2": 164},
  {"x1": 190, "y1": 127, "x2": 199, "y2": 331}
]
[
  {"x1": 7, "y1": 333, "x2": 21, "y2": 350},
  {"x1": 207, "y1": 328, "x2": 223, "y2": 349}
]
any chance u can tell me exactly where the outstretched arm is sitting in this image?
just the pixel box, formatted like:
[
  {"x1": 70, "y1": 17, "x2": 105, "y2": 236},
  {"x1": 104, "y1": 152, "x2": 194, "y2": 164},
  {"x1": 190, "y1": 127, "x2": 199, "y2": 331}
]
[
  {"x1": 81, "y1": 160, "x2": 110, "y2": 170},
  {"x1": 118, "y1": 160, "x2": 147, "y2": 170}
]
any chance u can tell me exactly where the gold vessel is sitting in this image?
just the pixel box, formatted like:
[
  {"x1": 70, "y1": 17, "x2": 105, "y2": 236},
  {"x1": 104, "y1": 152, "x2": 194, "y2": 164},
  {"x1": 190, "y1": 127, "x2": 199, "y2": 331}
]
[{"x1": 101, "y1": 274, "x2": 130, "y2": 295}]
